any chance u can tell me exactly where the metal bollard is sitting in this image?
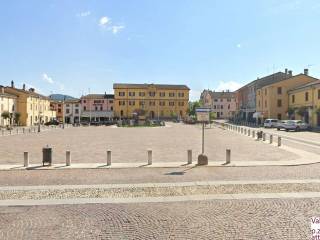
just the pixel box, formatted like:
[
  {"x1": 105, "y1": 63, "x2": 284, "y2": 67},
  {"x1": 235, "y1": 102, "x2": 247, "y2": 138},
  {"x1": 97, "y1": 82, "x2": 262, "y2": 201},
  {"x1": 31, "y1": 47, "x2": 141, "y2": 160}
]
[
  {"x1": 66, "y1": 151, "x2": 71, "y2": 166},
  {"x1": 187, "y1": 149, "x2": 192, "y2": 164},
  {"x1": 226, "y1": 149, "x2": 231, "y2": 164},
  {"x1": 241, "y1": 128, "x2": 243, "y2": 134},
  {"x1": 107, "y1": 150, "x2": 111, "y2": 166},
  {"x1": 147, "y1": 149, "x2": 152, "y2": 165},
  {"x1": 278, "y1": 136, "x2": 281, "y2": 147},
  {"x1": 263, "y1": 133, "x2": 266, "y2": 141},
  {"x1": 252, "y1": 130, "x2": 255, "y2": 138},
  {"x1": 24, "y1": 152, "x2": 29, "y2": 167},
  {"x1": 244, "y1": 128, "x2": 247, "y2": 135},
  {"x1": 270, "y1": 135, "x2": 273, "y2": 144},
  {"x1": 248, "y1": 129, "x2": 250, "y2": 136}
]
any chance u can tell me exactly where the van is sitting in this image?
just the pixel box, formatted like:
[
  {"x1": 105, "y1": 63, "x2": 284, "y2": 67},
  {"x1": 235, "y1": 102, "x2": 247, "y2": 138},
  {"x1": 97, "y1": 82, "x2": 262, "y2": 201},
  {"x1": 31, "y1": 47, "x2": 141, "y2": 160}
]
[{"x1": 263, "y1": 119, "x2": 278, "y2": 128}]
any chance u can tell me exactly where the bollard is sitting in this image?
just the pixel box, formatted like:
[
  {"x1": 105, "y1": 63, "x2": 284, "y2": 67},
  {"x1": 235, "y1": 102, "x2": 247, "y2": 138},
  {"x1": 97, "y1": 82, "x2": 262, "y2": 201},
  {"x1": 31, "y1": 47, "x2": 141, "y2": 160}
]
[
  {"x1": 262, "y1": 133, "x2": 266, "y2": 141},
  {"x1": 248, "y1": 129, "x2": 250, "y2": 136},
  {"x1": 23, "y1": 128, "x2": 25, "y2": 134},
  {"x1": 270, "y1": 135, "x2": 273, "y2": 144},
  {"x1": 278, "y1": 136, "x2": 281, "y2": 147},
  {"x1": 147, "y1": 149, "x2": 152, "y2": 165},
  {"x1": 226, "y1": 149, "x2": 231, "y2": 164},
  {"x1": 241, "y1": 128, "x2": 243, "y2": 134},
  {"x1": 107, "y1": 150, "x2": 111, "y2": 166},
  {"x1": 187, "y1": 149, "x2": 192, "y2": 164},
  {"x1": 66, "y1": 151, "x2": 71, "y2": 166},
  {"x1": 16, "y1": 128, "x2": 18, "y2": 134},
  {"x1": 9, "y1": 130, "x2": 11, "y2": 135},
  {"x1": 244, "y1": 128, "x2": 247, "y2": 135},
  {"x1": 252, "y1": 130, "x2": 255, "y2": 138},
  {"x1": 24, "y1": 152, "x2": 29, "y2": 167}
]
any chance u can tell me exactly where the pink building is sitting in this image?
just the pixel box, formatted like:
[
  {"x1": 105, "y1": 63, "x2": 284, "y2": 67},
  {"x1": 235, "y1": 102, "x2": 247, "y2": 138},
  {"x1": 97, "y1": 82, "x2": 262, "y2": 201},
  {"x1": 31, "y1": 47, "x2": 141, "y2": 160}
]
[
  {"x1": 200, "y1": 90, "x2": 236, "y2": 119},
  {"x1": 80, "y1": 93, "x2": 114, "y2": 122}
]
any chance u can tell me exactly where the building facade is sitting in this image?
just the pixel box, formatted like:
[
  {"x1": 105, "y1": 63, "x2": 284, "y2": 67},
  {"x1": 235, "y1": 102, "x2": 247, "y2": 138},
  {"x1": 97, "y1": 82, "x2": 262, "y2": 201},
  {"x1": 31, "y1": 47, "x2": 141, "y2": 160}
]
[
  {"x1": 256, "y1": 70, "x2": 317, "y2": 122},
  {"x1": 64, "y1": 99, "x2": 81, "y2": 124},
  {"x1": 4, "y1": 81, "x2": 56, "y2": 126},
  {"x1": 113, "y1": 83, "x2": 190, "y2": 119},
  {"x1": 200, "y1": 90, "x2": 236, "y2": 119},
  {"x1": 49, "y1": 100, "x2": 64, "y2": 122},
  {"x1": 80, "y1": 93, "x2": 114, "y2": 122},
  {"x1": 0, "y1": 86, "x2": 17, "y2": 127},
  {"x1": 288, "y1": 79, "x2": 320, "y2": 128}
]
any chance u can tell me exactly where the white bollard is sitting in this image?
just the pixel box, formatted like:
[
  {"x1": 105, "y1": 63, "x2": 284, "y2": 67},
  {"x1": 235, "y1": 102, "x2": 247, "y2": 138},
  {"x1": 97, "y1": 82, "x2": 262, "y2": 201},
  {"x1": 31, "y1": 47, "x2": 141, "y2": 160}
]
[
  {"x1": 107, "y1": 150, "x2": 111, "y2": 166},
  {"x1": 270, "y1": 135, "x2": 273, "y2": 144},
  {"x1": 66, "y1": 151, "x2": 71, "y2": 166},
  {"x1": 187, "y1": 149, "x2": 192, "y2": 164},
  {"x1": 248, "y1": 129, "x2": 250, "y2": 136},
  {"x1": 147, "y1": 149, "x2": 152, "y2": 165},
  {"x1": 252, "y1": 130, "x2": 255, "y2": 138},
  {"x1": 263, "y1": 133, "x2": 266, "y2": 141},
  {"x1": 278, "y1": 136, "x2": 281, "y2": 147},
  {"x1": 24, "y1": 152, "x2": 29, "y2": 167},
  {"x1": 226, "y1": 149, "x2": 231, "y2": 164}
]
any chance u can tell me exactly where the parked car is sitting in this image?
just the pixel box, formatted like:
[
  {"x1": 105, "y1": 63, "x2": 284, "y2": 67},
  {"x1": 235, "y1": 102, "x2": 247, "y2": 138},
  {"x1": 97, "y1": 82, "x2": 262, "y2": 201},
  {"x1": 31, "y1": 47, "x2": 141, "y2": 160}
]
[
  {"x1": 264, "y1": 119, "x2": 279, "y2": 128},
  {"x1": 279, "y1": 120, "x2": 310, "y2": 132},
  {"x1": 44, "y1": 120, "x2": 59, "y2": 126},
  {"x1": 276, "y1": 120, "x2": 288, "y2": 131}
]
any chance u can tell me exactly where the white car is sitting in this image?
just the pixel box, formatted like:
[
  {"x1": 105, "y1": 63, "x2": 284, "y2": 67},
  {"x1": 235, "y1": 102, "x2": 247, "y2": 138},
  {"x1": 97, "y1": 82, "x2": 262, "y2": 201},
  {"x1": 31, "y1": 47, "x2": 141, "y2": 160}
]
[
  {"x1": 281, "y1": 120, "x2": 310, "y2": 132},
  {"x1": 264, "y1": 119, "x2": 279, "y2": 128}
]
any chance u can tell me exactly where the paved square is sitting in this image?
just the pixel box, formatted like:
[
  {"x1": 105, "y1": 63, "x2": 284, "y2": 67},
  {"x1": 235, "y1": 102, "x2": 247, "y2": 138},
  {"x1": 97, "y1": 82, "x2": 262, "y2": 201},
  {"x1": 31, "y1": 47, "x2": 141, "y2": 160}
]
[{"x1": 0, "y1": 123, "x2": 298, "y2": 165}]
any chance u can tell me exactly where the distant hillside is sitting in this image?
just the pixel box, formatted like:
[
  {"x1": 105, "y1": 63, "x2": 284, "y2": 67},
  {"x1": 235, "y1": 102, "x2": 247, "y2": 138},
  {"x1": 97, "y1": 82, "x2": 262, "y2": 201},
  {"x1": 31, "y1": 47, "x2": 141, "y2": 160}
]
[{"x1": 49, "y1": 94, "x2": 76, "y2": 101}]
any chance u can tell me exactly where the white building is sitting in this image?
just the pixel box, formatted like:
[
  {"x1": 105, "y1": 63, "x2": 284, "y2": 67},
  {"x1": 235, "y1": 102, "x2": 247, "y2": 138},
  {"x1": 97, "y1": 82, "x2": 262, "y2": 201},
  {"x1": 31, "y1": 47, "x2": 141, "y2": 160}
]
[
  {"x1": 64, "y1": 99, "x2": 81, "y2": 124},
  {"x1": 0, "y1": 86, "x2": 17, "y2": 127}
]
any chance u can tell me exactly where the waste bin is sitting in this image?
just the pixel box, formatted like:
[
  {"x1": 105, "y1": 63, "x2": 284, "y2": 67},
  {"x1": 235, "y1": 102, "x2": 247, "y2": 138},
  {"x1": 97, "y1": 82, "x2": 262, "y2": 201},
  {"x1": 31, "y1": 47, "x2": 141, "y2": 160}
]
[{"x1": 42, "y1": 147, "x2": 52, "y2": 166}]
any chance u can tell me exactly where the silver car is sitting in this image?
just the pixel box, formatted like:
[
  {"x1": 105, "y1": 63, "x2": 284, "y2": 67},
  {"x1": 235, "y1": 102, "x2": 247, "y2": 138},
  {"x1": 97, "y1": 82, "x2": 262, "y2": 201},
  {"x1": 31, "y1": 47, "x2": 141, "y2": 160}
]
[{"x1": 282, "y1": 120, "x2": 310, "y2": 132}]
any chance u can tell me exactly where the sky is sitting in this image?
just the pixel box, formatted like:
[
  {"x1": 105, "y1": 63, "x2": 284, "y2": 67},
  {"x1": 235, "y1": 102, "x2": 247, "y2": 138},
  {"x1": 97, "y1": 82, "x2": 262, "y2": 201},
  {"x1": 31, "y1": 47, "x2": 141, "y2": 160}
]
[{"x1": 1, "y1": 0, "x2": 320, "y2": 101}]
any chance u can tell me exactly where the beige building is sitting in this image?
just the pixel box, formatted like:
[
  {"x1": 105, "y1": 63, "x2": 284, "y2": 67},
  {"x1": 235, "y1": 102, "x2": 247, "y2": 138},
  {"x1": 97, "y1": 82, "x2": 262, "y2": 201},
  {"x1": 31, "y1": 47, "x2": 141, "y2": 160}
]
[
  {"x1": 200, "y1": 90, "x2": 236, "y2": 119},
  {"x1": 0, "y1": 86, "x2": 17, "y2": 127},
  {"x1": 4, "y1": 81, "x2": 56, "y2": 126},
  {"x1": 255, "y1": 70, "x2": 317, "y2": 121},
  {"x1": 113, "y1": 83, "x2": 190, "y2": 119}
]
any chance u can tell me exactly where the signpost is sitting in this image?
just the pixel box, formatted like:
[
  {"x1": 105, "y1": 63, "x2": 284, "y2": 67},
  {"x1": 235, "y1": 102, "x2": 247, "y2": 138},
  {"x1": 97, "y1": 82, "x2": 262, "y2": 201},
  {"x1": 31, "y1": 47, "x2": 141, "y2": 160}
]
[{"x1": 196, "y1": 108, "x2": 210, "y2": 165}]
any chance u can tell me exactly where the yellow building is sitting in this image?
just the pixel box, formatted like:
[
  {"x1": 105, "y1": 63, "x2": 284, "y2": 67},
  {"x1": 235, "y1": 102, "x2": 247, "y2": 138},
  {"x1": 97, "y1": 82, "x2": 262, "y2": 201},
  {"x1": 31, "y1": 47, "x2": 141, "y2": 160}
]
[
  {"x1": 113, "y1": 83, "x2": 190, "y2": 119},
  {"x1": 0, "y1": 86, "x2": 17, "y2": 127},
  {"x1": 255, "y1": 71, "x2": 317, "y2": 121},
  {"x1": 288, "y1": 80, "x2": 320, "y2": 127},
  {"x1": 4, "y1": 81, "x2": 56, "y2": 126}
]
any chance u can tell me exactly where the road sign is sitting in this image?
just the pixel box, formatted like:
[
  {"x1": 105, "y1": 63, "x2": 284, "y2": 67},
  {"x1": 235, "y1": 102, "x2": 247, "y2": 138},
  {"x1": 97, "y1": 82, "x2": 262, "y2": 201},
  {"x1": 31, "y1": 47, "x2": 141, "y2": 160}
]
[{"x1": 196, "y1": 108, "x2": 210, "y2": 122}]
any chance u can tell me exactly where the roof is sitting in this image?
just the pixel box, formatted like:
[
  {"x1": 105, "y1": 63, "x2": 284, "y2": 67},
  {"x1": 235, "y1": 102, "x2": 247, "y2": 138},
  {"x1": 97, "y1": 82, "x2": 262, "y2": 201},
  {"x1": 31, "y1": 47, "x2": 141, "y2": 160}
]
[
  {"x1": 64, "y1": 98, "x2": 81, "y2": 103},
  {"x1": 288, "y1": 77, "x2": 320, "y2": 92},
  {"x1": 201, "y1": 90, "x2": 235, "y2": 99},
  {"x1": 113, "y1": 83, "x2": 190, "y2": 90},
  {"x1": 256, "y1": 72, "x2": 290, "y2": 89},
  {"x1": 81, "y1": 94, "x2": 114, "y2": 99},
  {"x1": 0, "y1": 92, "x2": 17, "y2": 98},
  {"x1": 4, "y1": 87, "x2": 50, "y2": 100}
]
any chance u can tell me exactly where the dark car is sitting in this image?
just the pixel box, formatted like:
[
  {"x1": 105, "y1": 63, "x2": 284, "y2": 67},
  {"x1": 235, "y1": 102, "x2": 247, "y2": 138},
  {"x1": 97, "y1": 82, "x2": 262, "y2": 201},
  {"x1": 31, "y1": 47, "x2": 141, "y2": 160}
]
[{"x1": 44, "y1": 120, "x2": 60, "y2": 126}]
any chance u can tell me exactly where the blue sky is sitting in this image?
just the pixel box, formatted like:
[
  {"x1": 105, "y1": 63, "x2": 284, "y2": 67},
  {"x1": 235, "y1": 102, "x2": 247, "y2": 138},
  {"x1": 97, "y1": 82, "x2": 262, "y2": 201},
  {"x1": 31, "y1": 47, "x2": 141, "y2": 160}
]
[{"x1": 1, "y1": 0, "x2": 320, "y2": 100}]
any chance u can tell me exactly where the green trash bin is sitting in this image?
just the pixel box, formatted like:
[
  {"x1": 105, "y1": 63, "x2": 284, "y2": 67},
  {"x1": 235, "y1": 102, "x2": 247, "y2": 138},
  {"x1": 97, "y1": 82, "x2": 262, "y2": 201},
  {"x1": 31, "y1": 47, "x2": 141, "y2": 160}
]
[{"x1": 42, "y1": 147, "x2": 52, "y2": 166}]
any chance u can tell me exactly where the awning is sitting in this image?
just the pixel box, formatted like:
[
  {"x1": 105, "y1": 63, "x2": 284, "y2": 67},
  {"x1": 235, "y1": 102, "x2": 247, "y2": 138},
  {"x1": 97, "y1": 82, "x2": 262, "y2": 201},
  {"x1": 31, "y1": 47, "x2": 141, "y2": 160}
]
[
  {"x1": 253, "y1": 112, "x2": 262, "y2": 118},
  {"x1": 81, "y1": 111, "x2": 113, "y2": 118}
]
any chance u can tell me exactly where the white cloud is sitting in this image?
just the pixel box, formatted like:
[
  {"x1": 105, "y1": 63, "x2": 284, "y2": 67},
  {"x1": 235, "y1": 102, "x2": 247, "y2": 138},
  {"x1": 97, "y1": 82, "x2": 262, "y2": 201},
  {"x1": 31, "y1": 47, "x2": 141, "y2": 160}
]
[
  {"x1": 216, "y1": 81, "x2": 242, "y2": 92},
  {"x1": 111, "y1": 25, "x2": 125, "y2": 34},
  {"x1": 77, "y1": 11, "x2": 91, "y2": 17},
  {"x1": 99, "y1": 16, "x2": 110, "y2": 27},
  {"x1": 42, "y1": 73, "x2": 54, "y2": 84},
  {"x1": 189, "y1": 89, "x2": 202, "y2": 101},
  {"x1": 236, "y1": 43, "x2": 242, "y2": 48}
]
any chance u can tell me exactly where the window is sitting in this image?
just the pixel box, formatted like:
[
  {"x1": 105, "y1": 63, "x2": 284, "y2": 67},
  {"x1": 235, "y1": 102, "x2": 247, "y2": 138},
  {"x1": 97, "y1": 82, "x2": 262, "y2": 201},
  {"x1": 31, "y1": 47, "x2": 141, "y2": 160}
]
[
  {"x1": 129, "y1": 92, "x2": 135, "y2": 97},
  {"x1": 129, "y1": 101, "x2": 135, "y2": 106},
  {"x1": 258, "y1": 101, "x2": 260, "y2": 107},
  {"x1": 109, "y1": 100, "x2": 113, "y2": 103},
  {"x1": 75, "y1": 104, "x2": 79, "y2": 107},
  {"x1": 220, "y1": 99, "x2": 223, "y2": 102},
  {"x1": 305, "y1": 92, "x2": 309, "y2": 101},
  {"x1": 228, "y1": 104, "x2": 230, "y2": 109},
  {"x1": 277, "y1": 99, "x2": 282, "y2": 107},
  {"x1": 119, "y1": 101, "x2": 125, "y2": 106},
  {"x1": 119, "y1": 92, "x2": 125, "y2": 96},
  {"x1": 277, "y1": 87, "x2": 282, "y2": 94},
  {"x1": 58, "y1": 109, "x2": 61, "y2": 113},
  {"x1": 318, "y1": 90, "x2": 320, "y2": 99},
  {"x1": 149, "y1": 101, "x2": 155, "y2": 106},
  {"x1": 292, "y1": 95, "x2": 295, "y2": 103},
  {"x1": 95, "y1": 106, "x2": 98, "y2": 111},
  {"x1": 178, "y1": 92, "x2": 184, "y2": 97},
  {"x1": 169, "y1": 101, "x2": 175, "y2": 106},
  {"x1": 178, "y1": 102, "x2": 184, "y2": 106},
  {"x1": 110, "y1": 106, "x2": 113, "y2": 111},
  {"x1": 139, "y1": 101, "x2": 145, "y2": 106},
  {"x1": 75, "y1": 109, "x2": 79, "y2": 114},
  {"x1": 214, "y1": 99, "x2": 218, "y2": 102},
  {"x1": 83, "y1": 100, "x2": 86, "y2": 103},
  {"x1": 139, "y1": 92, "x2": 145, "y2": 97},
  {"x1": 159, "y1": 92, "x2": 165, "y2": 97},
  {"x1": 66, "y1": 109, "x2": 70, "y2": 114},
  {"x1": 265, "y1": 89, "x2": 267, "y2": 95},
  {"x1": 169, "y1": 92, "x2": 175, "y2": 97},
  {"x1": 265, "y1": 100, "x2": 267, "y2": 108},
  {"x1": 83, "y1": 106, "x2": 86, "y2": 111},
  {"x1": 277, "y1": 114, "x2": 282, "y2": 120},
  {"x1": 159, "y1": 101, "x2": 165, "y2": 106},
  {"x1": 221, "y1": 105, "x2": 223, "y2": 109},
  {"x1": 100, "y1": 106, "x2": 103, "y2": 111},
  {"x1": 227, "y1": 98, "x2": 231, "y2": 102},
  {"x1": 214, "y1": 105, "x2": 216, "y2": 109},
  {"x1": 149, "y1": 92, "x2": 156, "y2": 97}
]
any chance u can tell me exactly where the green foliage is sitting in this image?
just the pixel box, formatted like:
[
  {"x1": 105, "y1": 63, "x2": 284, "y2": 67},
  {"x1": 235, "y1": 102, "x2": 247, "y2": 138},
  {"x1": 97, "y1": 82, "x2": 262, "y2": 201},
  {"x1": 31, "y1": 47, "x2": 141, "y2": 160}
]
[
  {"x1": 1, "y1": 111, "x2": 10, "y2": 119},
  {"x1": 14, "y1": 112, "x2": 21, "y2": 124},
  {"x1": 188, "y1": 101, "x2": 201, "y2": 116},
  {"x1": 209, "y1": 112, "x2": 216, "y2": 120},
  {"x1": 297, "y1": 106, "x2": 307, "y2": 117},
  {"x1": 287, "y1": 107, "x2": 295, "y2": 116}
]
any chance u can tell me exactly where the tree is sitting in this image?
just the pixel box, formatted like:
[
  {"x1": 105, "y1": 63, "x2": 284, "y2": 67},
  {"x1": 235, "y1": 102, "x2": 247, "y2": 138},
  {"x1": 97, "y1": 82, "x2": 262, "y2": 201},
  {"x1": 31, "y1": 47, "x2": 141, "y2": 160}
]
[
  {"x1": 187, "y1": 101, "x2": 201, "y2": 116},
  {"x1": 209, "y1": 112, "x2": 216, "y2": 121},
  {"x1": 14, "y1": 112, "x2": 21, "y2": 125},
  {"x1": 1, "y1": 111, "x2": 10, "y2": 126}
]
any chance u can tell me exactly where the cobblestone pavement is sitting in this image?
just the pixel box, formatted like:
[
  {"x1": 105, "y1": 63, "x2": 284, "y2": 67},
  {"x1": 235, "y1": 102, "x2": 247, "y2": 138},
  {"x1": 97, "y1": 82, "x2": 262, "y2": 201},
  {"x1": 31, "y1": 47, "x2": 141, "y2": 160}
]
[
  {"x1": 2, "y1": 162, "x2": 320, "y2": 186},
  {"x1": 0, "y1": 198, "x2": 316, "y2": 239},
  {"x1": 0, "y1": 123, "x2": 298, "y2": 165}
]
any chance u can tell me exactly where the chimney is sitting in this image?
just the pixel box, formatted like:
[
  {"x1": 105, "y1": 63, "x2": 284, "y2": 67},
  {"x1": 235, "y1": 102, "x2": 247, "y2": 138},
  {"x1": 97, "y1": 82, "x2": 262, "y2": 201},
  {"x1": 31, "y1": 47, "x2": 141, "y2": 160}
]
[
  {"x1": 285, "y1": 68, "x2": 288, "y2": 75},
  {"x1": 22, "y1": 84, "x2": 26, "y2": 90},
  {"x1": 29, "y1": 88, "x2": 35, "y2": 92},
  {"x1": 288, "y1": 70, "x2": 293, "y2": 77},
  {"x1": 304, "y1": 69, "x2": 309, "y2": 75},
  {"x1": 11, "y1": 80, "x2": 14, "y2": 88}
]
